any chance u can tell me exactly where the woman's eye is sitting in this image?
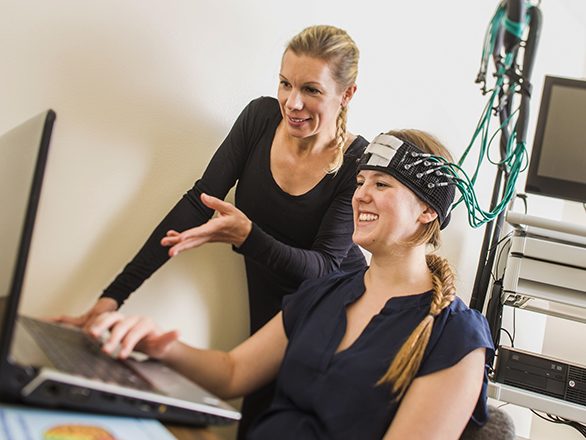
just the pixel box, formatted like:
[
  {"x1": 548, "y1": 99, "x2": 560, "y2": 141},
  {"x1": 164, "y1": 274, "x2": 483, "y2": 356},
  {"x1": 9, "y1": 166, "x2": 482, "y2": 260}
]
[
  {"x1": 356, "y1": 181, "x2": 364, "y2": 187},
  {"x1": 376, "y1": 182, "x2": 389, "y2": 188},
  {"x1": 306, "y1": 87, "x2": 320, "y2": 94},
  {"x1": 280, "y1": 81, "x2": 291, "y2": 88}
]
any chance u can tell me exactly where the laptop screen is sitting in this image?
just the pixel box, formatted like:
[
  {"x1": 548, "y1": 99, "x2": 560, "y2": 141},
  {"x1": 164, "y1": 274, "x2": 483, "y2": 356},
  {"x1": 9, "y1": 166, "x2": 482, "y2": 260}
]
[
  {"x1": 0, "y1": 110, "x2": 55, "y2": 351},
  {"x1": 0, "y1": 113, "x2": 241, "y2": 424}
]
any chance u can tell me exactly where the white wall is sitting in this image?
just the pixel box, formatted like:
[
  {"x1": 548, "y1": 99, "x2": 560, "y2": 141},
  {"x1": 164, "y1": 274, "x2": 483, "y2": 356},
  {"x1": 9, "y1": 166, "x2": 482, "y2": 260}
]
[{"x1": 2, "y1": 1, "x2": 586, "y2": 439}]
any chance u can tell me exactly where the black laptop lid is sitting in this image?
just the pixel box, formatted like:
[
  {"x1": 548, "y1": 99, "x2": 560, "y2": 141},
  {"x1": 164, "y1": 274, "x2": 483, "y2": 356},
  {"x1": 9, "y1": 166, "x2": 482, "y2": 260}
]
[{"x1": 0, "y1": 110, "x2": 55, "y2": 368}]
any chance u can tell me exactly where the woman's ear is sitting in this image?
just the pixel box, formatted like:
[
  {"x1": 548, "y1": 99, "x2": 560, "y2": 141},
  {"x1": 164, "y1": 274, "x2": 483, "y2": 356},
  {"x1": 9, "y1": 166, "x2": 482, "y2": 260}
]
[
  {"x1": 419, "y1": 205, "x2": 438, "y2": 225},
  {"x1": 341, "y1": 84, "x2": 357, "y2": 107}
]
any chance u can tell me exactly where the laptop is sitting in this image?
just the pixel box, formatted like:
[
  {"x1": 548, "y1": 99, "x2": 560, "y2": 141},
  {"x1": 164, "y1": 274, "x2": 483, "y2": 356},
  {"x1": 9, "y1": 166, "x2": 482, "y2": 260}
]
[{"x1": 0, "y1": 110, "x2": 241, "y2": 426}]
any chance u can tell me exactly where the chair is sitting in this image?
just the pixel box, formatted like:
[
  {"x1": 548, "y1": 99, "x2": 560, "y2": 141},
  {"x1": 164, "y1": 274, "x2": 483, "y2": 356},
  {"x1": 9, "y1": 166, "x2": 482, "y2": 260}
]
[{"x1": 459, "y1": 406, "x2": 516, "y2": 440}]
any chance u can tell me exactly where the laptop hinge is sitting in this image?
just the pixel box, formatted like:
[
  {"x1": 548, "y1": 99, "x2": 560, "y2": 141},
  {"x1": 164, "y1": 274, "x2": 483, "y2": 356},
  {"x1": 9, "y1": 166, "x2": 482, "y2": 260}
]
[{"x1": 0, "y1": 358, "x2": 36, "y2": 401}]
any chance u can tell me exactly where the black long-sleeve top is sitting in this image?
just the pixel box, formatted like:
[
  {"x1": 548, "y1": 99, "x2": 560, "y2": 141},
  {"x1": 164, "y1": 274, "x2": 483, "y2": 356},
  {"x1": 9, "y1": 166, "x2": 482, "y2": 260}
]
[{"x1": 101, "y1": 97, "x2": 368, "y2": 333}]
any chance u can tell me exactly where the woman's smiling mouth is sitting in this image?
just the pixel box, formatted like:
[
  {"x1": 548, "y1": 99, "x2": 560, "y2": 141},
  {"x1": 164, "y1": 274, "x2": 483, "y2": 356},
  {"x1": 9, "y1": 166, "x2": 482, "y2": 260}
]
[{"x1": 358, "y1": 213, "x2": 379, "y2": 222}]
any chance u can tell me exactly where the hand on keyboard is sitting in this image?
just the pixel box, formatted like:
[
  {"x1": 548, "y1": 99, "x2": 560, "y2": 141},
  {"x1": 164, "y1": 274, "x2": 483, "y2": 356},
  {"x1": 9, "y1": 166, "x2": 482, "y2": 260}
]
[
  {"x1": 89, "y1": 311, "x2": 181, "y2": 361},
  {"x1": 50, "y1": 297, "x2": 118, "y2": 332}
]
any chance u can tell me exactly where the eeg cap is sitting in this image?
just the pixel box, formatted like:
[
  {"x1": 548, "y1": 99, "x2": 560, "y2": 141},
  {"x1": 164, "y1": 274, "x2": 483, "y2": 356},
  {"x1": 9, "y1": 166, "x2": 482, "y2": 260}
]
[{"x1": 357, "y1": 134, "x2": 455, "y2": 229}]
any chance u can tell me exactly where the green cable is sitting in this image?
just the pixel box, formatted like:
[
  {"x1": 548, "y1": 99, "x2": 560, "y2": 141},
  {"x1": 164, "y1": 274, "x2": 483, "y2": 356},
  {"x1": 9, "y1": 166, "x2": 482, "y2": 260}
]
[
  {"x1": 504, "y1": 7, "x2": 532, "y2": 39},
  {"x1": 447, "y1": 1, "x2": 535, "y2": 228}
]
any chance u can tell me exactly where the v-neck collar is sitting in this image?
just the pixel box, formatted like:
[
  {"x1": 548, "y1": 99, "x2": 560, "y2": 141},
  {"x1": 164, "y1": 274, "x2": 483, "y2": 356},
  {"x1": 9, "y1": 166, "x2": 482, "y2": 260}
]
[
  {"x1": 343, "y1": 269, "x2": 434, "y2": 312},
  {"x1": 330, "y1": 270, "x2": 433, "y2": 361}
]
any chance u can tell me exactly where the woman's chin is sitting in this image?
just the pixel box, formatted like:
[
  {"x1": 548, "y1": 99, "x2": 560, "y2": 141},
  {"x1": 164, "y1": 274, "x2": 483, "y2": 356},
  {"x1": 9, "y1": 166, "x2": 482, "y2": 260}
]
[{"x1": 352, "y1": 232, "x2": 373, "y2": 250}]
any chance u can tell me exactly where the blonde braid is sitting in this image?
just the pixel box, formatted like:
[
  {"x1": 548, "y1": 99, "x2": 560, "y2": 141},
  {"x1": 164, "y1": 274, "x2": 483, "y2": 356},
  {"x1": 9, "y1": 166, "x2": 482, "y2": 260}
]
[
  {"x1": 327, "y1": 106, "x2": 348, "y2": 174},
  {"x1": 377, "y1": 253, "x2": 456, "y2": 400}
]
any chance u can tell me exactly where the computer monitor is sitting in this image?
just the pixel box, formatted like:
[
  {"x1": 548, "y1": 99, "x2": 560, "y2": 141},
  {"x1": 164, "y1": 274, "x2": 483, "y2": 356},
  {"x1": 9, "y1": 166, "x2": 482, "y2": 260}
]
[{"x1": 524, "y1": 75, "x2": 586, "y2": 203}]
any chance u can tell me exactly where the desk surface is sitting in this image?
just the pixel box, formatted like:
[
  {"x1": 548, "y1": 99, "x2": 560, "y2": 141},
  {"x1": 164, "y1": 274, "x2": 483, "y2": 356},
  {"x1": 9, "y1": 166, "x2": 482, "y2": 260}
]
[
  {"x1": 166, "y1": 424, "x2": 223, "y2": 440},
  {"x1": 0, "y1": 400, "x2": 223, "y2": 440}
]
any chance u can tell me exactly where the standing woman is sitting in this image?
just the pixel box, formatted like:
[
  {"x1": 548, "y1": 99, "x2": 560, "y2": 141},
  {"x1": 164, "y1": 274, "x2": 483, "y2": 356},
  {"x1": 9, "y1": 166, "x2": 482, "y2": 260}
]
[
  {"x1": 90, "y1": 129, "x2": 495, "y2": 440},
  {"x1": 58, "y1": 25, "x2": 368, "y2": 437}
]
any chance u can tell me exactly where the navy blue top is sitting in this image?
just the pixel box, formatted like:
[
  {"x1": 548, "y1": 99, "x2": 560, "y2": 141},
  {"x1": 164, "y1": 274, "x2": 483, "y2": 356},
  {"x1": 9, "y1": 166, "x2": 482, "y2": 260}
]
[{"x1": 247, "y1": 268, "x2": 495, "y2": 440}]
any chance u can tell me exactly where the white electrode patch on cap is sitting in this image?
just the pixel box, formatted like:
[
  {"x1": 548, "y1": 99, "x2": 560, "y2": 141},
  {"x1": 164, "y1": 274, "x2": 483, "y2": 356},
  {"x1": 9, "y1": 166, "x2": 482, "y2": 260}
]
[{"x1": 364, "y1": 134, "x2": 404, "y2": 167}]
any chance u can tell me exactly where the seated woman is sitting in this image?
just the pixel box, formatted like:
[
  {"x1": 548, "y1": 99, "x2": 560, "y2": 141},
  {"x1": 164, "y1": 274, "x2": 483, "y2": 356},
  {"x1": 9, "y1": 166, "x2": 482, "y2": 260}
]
[{"x1": 89, "y1": 129, "x2": 495, "y2": 440}]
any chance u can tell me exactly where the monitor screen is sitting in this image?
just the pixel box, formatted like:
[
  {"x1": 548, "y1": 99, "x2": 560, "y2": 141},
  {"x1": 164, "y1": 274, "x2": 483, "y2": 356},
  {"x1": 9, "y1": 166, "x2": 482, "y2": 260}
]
[{"x1": 525, "y1": 75, "x2": 586, "y2": 203}]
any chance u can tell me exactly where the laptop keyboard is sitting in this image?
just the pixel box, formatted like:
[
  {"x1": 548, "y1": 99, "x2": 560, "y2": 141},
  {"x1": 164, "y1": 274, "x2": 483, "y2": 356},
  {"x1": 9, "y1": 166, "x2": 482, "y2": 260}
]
[{"x1": 19, "y1": 316, "x2": 154, "y2": 391}]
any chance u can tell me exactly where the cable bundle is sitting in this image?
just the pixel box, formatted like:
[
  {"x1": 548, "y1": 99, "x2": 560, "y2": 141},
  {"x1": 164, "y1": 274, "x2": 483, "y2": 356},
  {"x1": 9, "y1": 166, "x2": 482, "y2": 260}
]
[
  {"x1": 449, "y1": 0, "x2": 538, "y2": 228},
  {"x1": 532, "y1": 410, "x2": 586, "y2": 438}
]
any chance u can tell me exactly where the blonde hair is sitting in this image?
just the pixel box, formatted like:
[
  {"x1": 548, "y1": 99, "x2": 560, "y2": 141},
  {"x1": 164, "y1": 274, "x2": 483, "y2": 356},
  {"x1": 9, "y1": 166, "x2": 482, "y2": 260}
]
[
  {"x1": 376, "y1": 129, "x2": 457, "y2": 400},
  {"x1": 286, "y1": 25, "x2": 359, "y2": 174}
]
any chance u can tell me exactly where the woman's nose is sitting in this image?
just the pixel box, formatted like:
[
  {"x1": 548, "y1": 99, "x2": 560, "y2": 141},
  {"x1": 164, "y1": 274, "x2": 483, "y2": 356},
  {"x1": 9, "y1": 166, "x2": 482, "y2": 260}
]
[
  {"x1": 354, "y1": 183, "x2": 371, "y2": 202},
  {"x1": 287, "y1": 90, "x2": 303, "y2": 111}
]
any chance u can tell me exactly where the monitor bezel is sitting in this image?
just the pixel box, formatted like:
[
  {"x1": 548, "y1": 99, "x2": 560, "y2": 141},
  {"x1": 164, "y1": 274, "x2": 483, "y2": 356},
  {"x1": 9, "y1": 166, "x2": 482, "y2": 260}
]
[{"x1": 524, "y1": 75, "x2": 586, "y2": 204}]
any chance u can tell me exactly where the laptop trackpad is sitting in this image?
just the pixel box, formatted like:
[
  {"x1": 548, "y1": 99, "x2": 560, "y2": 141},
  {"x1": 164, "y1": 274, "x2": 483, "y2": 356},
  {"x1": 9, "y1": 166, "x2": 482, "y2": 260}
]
[{"x1": 124, "y1": 358, "x2": 222, "y2": 408}]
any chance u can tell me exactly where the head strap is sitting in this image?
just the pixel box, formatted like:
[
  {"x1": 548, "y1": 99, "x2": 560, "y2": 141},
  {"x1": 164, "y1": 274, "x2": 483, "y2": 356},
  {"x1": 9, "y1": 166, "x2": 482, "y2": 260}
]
[{"x1": 358, "y1": 134, "x2": 455, "y2": 229}]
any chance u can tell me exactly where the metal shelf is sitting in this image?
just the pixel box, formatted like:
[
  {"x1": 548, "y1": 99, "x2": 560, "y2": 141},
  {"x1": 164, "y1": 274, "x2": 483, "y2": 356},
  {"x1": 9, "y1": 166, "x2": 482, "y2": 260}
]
[
  {"x1": 501, "y1": 227, "x2": 586, "y2": 323},
  {"x1": 488, "y1": 381, "x2": 586, "y2": 424},
  {"x1": 490, "y1": 212, "x2": 586, "y2": 423}
]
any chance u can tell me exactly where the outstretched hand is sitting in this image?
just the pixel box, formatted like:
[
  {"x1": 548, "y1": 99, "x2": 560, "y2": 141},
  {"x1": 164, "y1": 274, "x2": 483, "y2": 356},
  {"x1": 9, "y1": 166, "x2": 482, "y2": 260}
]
[
  {"x1": 89, "y1": 311, "x2": 180, "y2": 360},
  {"x1": 52, "y1": 297, "x2": 118, "y2": 332},
  {"x1": 161, "y1": 193, "x2": 252, "y2": 257}
]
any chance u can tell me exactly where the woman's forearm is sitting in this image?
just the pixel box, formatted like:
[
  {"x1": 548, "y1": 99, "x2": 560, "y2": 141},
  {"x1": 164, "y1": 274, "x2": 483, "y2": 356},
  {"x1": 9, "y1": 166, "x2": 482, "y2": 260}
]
[
  {"x1": 161, "y1": 312, "x2": 288, "y2": 400},
  {"x1": 162, "y1": 342, "x2": 239, "y2": 399}
]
